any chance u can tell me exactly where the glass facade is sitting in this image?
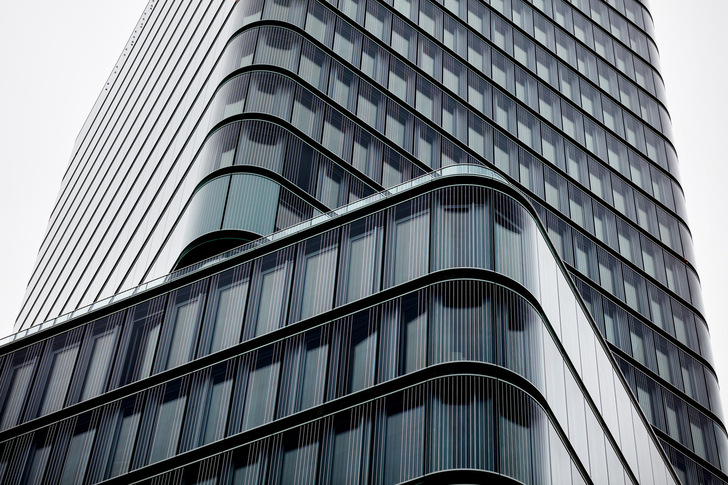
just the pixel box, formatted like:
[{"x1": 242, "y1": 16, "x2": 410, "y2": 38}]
[{"x1": 3, "y1": 0, "x2": 724, "y2": 484}]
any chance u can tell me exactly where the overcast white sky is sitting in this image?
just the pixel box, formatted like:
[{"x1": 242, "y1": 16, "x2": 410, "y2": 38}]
[{"x1": 0, "y1": 1, "x2": 725, "y2": 414}]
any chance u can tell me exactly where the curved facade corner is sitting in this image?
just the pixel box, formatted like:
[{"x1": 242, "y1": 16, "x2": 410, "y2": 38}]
[
  {"x1": 7, "y1": 0, "x2": 727, "y2": 483},
  {"x1": 0, "y1": 168, "x2": 684, "y2": 484}
]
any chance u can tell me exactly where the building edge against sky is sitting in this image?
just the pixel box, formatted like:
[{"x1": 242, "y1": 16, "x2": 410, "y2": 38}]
[{"x1": 0, "y1": 0, "x2": 725, "y2": 484}]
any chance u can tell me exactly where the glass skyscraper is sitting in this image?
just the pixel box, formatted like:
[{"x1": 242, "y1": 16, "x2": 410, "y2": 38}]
[{"x1": 0, "y1": 0, "x2": 723, "y2": 483}]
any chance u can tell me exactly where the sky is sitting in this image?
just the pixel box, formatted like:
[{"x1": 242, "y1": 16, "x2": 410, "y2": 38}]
[{"x1": 0, "y1": 1, "x2": 725, "y2": 414}]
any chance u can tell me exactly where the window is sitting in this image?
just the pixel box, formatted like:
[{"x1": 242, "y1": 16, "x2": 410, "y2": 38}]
[
  {"x1": 379, "y1": 391, "x2": 424, "y2": 484},
  {"x1": 199, "y1": 265, "x2": 250, "y2": 356},
  {"x1": 323, "y1": 408, "x2": 371, "y2": 483},
  {"x1": 305, "y1": 1, "x2": 335, "y2": 45},
  {"x1": 280, "y1": 329, "x2": 329, "y2": 416},
  {"x1": 254, "y1": 27, "x2": 300, "y2": 71},
  {"x1": 73, "y1": 313, "x2": 123, "y2": 403},
  {"x1": 246, "y1": 249, "x2": 294, "y2": 338},
  {"x1": 292, "y1": 87, "x2": 324, "y2": 141},
  {"x1": 32, "y1": 330, "x2": 82, "y2": 418},
  {"x1": 335, "y1": 310, "x2": 378, "y2": 395},
  {"x1": 58, "y1": 413, "x2": 97, "y2": 485},
  {"x1": 388, "y1": 58, "x2": 414, "y2": 102},
  {"x1": 158, "y1": 282, "x2": 207, "y2": 371},
  {"x1": 328, "y1": 61, "x2": 357, "y2": 111},
  {"x1": 322, "y1": 108, "x2": 354, "y2": 160},
  {"x1": 386, "y1": 101, "x2": 414, "y2": 149},
  {"x1": 316, "y1": 158, "x2": 348, "y2": 209},
  {"x1": 333, "y1": 18, "x2": 361, "y2": 62},
  {"x1": 235, "y1": 347, "x2": 281, "y2": 432},
  {"x1": 338, "y1": 214, "x2": 383, "y2": 304},
  {"x1": 193, "y1": 362, "x2": 235, "y2": 447},
  {"x1": 103, "y1": 396, "x2": 142, "y2": 479},
  {"x1": 386, "y1": 197, "x2": 430, "y2": 287},
  {"x1": 298, "y1": 42, "x2": 329, "y2": 91},
  {"x1": 430, "y1": 282, "x2": 492, "y2": 364},
  {"x1": 293, "y1": 231, "x2": 338, "y2": 321},
  {"x1": 361, "y1": 37, "x2": 388, "y2": 84},
  {"x1": 147, "y1": 380, "x2": 188, "y2": 464},
  {"x1": 433, "y1": 187, "x2": 491, "y2": 271},
  {"x1": 429, "y1": 376, "x2": 494, "y2": 472},
  {"x1": 365, "y1": 0, "x2": 387, "y2": 39},
  {"x1": 0, "y1": 344, "x2": 41, "y2": 429},
  {"x1": 276, "y1": 426, "x2": 320, "y2": 484}
]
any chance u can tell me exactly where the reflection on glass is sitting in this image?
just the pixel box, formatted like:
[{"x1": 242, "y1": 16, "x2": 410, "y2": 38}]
[
  {"x1": 116, "y1": 298, "x2": 165, "y2": 387},
  {"x1": 296, "y1": 232, "x2": 338, "y2": 320},
  {"x1": 339, "y1": 215, "x2": 382, "y2": 304},
  {"x1": 0, "y1": 348, "x2": 38, "y2": 429},
  {"x1": 38, "y1": 337, "x2": 80, "y2": 417},
  {"x1": 60, "y1": 415, "x2": 96, "y2": 485},
  {"x1": 382, "y1": 391, "x2": 424, "y2": 485},
  {"x1": 200, "y1": 364, "x2": 234, "y2": 446},
  {"x1": 248, "y1": 251, "x2": 293, "y2": 338},
  {"x1": 202, "y1": 266, "x2": 249, "y2": 356},
  {"x1": 80, "y1": 329, "x2": 115, "y2": 401},
  {"x1": 148, "y1": 381, "x2": 187, "y2": 464},
  {"x1": 165, "y1": 296, "x2": 202, "y2": 370},
  {"x1": 242, "y1": 349, "x2": 281, "y2": 431},
  {"x1": 106, "y1": 397, "x2": 142, "y2": 479}
]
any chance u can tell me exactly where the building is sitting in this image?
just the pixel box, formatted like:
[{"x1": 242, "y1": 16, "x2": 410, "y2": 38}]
[{"x1": 0, "y1": 0, "x2": 724, "y2": 483}]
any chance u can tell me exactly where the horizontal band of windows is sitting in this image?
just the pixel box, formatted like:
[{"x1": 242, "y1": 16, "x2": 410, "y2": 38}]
[
  {"x1": 1, "y1": 366, "x2": 619, "y2": 485},
  {"x1": 194, "y1": 116, "x2": 383, "y2": 204},
  {"x1": 115, "y1": 372, "x2": 599, "y2": 485}
]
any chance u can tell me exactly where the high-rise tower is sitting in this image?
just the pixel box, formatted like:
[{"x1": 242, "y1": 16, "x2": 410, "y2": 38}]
[{"x1": 0, "y1": 0, "x2": 723, "y2": 483}]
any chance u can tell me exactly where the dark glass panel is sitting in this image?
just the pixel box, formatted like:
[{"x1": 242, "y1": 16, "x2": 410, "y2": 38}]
[
  {"x1": 274, "y1": 423, "x2": 320, "y2": 485},
  {"x1": 245, "y1": 248, "x2": 294, "y2": 339},
  {"x1": 321, "y1": 407, "x2": 372, "y2": 484},
  {"x1": 102, "y1": 396, "x2": 143, "y2": 479},
  {"x1": 430, "y1": 281, "x2": 493, "y2": 365},
  {"x1": 145, "y1": 379, "x2": 189, "y2": 464},
  {"x1": 198, "y1": 264, "x2": 251, "y2": 357},
  {"x1": 181, "y1": 362, "x2": 235, "y2": 451},
  {"x1": 384, "y1": 196, "x2": 430, "y2": 287},
  {"x1": 0, "y1": 342, "x2": 42, "y2": 430},
  {"x1": 428, "y1": 376, "x2": 494, "y2": 472},
  {"x1": 377, "y1": 292, "x2": 427, "y2": 383},
  {"x1": 230, "y1": 440, "x2": 269, "y2": 485},
  {"x1": 28, "y1": 328, "x2": 83, "y2": 418},
  {"x1": 279, "y1": 328, "x2": 330, "y2": 417},
  {"x1": 156, "y1": 282, "x2": 208, "y2": 372},
  {"x1": 378, "y1": 389, "x2": 424, "y2": 485},
  {"x1": 58, "y1": 413, "x2": 98, "y2": 485},
  {"x1": 231, "y1": 346, "x2": 282, "y2": 433},
  {"x1": 331, "y1": 309, "x2": 378, "y2": 397},
  {"x1": 291, "y1": 230, "x2": 338, "y2": 321},
  {"x1": 337, "y1": 213, "x2": 383, "y2": 304},
  {"x1": 113, "y1": 296, "x2": 166, "y2": 388},
  {"x1": 70, "y1": 311, "x2": 124, "y2": 404},
  {"x1": 432, "y1": 186, "x2": 491, "y2": 271},
  {"x1": 497, "y1": 384, "x2": 548, "y2": 484}
]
